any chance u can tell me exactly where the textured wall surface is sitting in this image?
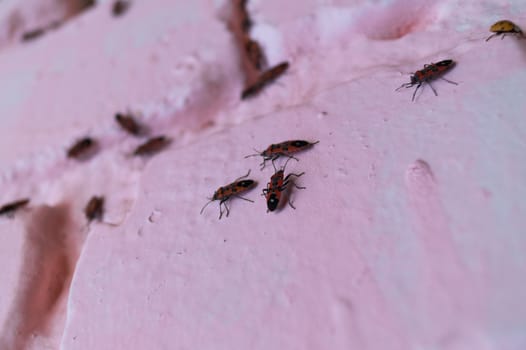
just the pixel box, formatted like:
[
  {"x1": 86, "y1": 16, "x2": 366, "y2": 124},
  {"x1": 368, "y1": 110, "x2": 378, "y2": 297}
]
[{"x1": 0, "y1": 0, "x2": 525, "y2": 349}]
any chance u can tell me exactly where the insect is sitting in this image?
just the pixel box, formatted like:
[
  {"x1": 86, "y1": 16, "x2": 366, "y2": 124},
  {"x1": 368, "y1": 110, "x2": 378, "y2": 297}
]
[
  {"x1": 245, "y1": 139, "x2": 319, "y2": 170},
  {"x1": 200, "y1": 170, "x2": 257, "y2": 219},
  {"x1": 21, "y1": 28, "x2": 46, "y2": 42},
  {"x1": 85, "y1": 196, "x2": 104, "y2": 222},
  {"x1": 245, "y1": 39, "x2": 266, "y2": 71},
  {"x1": 112, "y1": 0, "x2": 131, "y2": 17},
  {"x1": 0, "y1": 198, "x2": 30, "y2": 217},
  {"x1": 262, "y1": 158, "x2": 305, "y2": 212},
  {"x1": 486, "y1": 20, "x2": 524, "y2": 41},
  {"x1": 115, "y1": 113, "x2": 141, "y2": 135},
  {"x1": 133, "y1": 136, "x2": 170, "y2": 156},
  {"x1": 396, "y1": 59, "x2": 458, "y2": 102},
  {"x1": 241, "y1": 61, "x2": 289, "y2": 99},
  {"x1": 67, "y1": 137, "x2": 96, "y2": 159}
]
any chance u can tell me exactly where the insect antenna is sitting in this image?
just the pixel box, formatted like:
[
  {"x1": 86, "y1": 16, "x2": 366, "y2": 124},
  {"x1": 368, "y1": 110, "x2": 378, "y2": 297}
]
[
  {"x1": 232, "y1": 195, "x2": 254, "y2": 203},
  {"x1": 200, "y1": 198, "x2": 215, "y2": 215},
  {"x1": 271, "y1": 158, "x2": 278, "y2": 172},
  {"x1": 244, "y1": 148, "x2": 263, "y2": 158},
  {"x1": 411, "y1": 83, "x2": 423, "y2": 102}
]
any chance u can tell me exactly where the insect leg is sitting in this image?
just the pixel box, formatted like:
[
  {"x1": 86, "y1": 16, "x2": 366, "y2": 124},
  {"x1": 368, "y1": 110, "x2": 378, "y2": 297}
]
[
  {"x1": 486, "y1": 33, "x2": 498, "y2": 42},
  {"x1": 429, "y1": 82, "x2": 438, "y2": 96},
  {"x1": 395, "y1": 82, "x2": 413, "y2": 92},
  {"x1": 233, "y1": 169, "x2": 252, "y2": 182},
  {"x1": 440, "y1": 77, "x2": 458, "y2": 85},
  {"x1": 218, "y1": 198, "x2": 230, "y2": 219}
]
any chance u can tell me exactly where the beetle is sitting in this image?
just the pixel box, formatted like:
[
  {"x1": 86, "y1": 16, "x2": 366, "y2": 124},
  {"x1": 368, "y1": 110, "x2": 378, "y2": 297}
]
[
  {"x1": 0, "y1": 198, "x2": 30, "y2": 217},
  {"x1": 115, "y1": 113, "x2": 142, "y2": 135},
  {"x1": 262, "y1": 158, "x2": 305, "y2": 212},
  {"x1": 241, "y1": 61, "x2": 289, "y2": 99},
  {"x1": 85, "y1": 196, "x2": 104, "y2": 222},
  {"x1": 245, "y1": 139, "x2": 319, "y2": 170},
  {"x1": 133, "y1": 136, "x2": 170, "y2": 156},
  {"x1": 245, "y1": 39, "x2": 266, "y2": 71},
  {"x1": 200, "y1": 170, "x2": 257, "y2": 219},
  {"x1": 396, "y1": 59, "x2": 458, "y2": 102},
  {"x1": 486, "y1": 20, "x2": 524, "y2": 41},
  {"x1": 67, "y1": 137, "x2": 97, "y2": 159}
]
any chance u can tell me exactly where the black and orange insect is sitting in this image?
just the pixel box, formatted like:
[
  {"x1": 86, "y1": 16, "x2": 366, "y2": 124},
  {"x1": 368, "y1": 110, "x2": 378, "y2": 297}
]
[
  {"x1": 245, "y1": 139, "x2": 319, "y2": 169},
  {"x1": 133, "y1": 136, "x2": 170, "y2": 156},
  {"x1": 67, "y1": 137, "x2": 96, "y2": 159},
  {"x1": 241, "y1": 61, "x2": 289, "y2": 99},
  {"x1": 200, "y1": 170, "x2": 257, "y2": 219},
  {"x1": 262, "y1": 159, "x2": 305, "y2": 212},
  {"x1": 0, "y1": 198, "x2": 30, "y2": 217},
  {"x1": 85, "y1": 196, "x2": 104, "y2": 222},
  {"x1": 245, "y1": 39, "x2": 266, "y2": 71},
  {"x1": 115, "y1": 113, "x2": 142, "y2": 135},
  {"x1": 396, "y1": 59, "x2": 458, "y2": 101},
  {"x1": 112, "y1": 0, "x2": 131, "y2": 17},
  {"x1": 486, "y1": 20, "x2": 524, "y2": 41}
]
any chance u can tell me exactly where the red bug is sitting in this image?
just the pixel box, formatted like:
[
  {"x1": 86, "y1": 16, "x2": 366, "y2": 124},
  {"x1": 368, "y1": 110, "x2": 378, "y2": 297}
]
[
  {"x1": 0, "y1": 198, "x2": 30, "y2": 217},
  {"x1": 85, "y1": 196, "x2": 104, "y2": 222},
  {"x1": 245, "y1": 139, "x2": 319, "y2": 170},
  {"x1": 67, "y1": 137, "x2": 97, "y2": 159},
  {"x1": 241, "y1": 61, "x2": 289, "y2": 99},
  {"x1": 115, "y1": 113, "x2": 142, "y2": 135},
  {"x1": 133, "y1": 136, "x2": 170, "y2": 156},
  {"x1": 200, "y1": 170, "x2": 257, "y2": 219},
  {"x1": 396, "y1": 59, "x2": 458, "y2": 102},
  {"x1": 262, "y1": 158, "x2": 305, "y2": 212}
]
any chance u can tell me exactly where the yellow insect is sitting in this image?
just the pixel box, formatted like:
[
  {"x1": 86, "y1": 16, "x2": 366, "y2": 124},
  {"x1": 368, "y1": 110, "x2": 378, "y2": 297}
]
[{"x1": 486, "y1": 20, "x2": 524, "y2": 41}]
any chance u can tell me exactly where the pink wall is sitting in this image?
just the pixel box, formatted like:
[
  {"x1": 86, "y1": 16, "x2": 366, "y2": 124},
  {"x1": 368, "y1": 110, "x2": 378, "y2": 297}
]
[{"x1": 0, "y1": 0, "x2": 525, "y2": 349}]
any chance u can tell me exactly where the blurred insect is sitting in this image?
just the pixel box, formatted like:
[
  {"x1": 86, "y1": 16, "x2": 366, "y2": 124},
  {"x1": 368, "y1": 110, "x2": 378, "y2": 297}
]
[
  {"x1": 81, "y1": 0, "x2": 96, "y2": 9},
  {"x1": 245, "y1": 39, "x2": 266, "y2": 70},
  {"x1": 239, "y1": 0, "x2": 252, "y2": 33},
  {"x1": 241, "y1": 61, "x2": 289, "y2": 99},
  {"x1": 85, "y1": 196, "x2": 104, "y2": 222},
  {"x1": 115, "y1": 113, "x2": 141, "y2": 135},
  {"x1": 200, "y1": 170, "x2": 257, "y2": 219},
  {"x1": 21, "y1": 28, "x2": 46, "y2": 42},
  {"x1": 112, "y1": 0, "x2": 131, "y2": 17},
  {"x1": 262, "y1": 158, "x2": 305, "y2": 212},
  {"x1": 0, "y1": 198, "x2": 30, "y2": 217},
  {"x1": 245, "y1": 139, "x2": 319, "y2": 170},
  {"x1": 133, "y1": 136, "x2": 170, "y2": 156},
  {"x1": 396, "y1": 59, "x2": 458, "y2": 102},
  {"x1": 67, "y1": 137, "x2": 96, "y2": 159},
  {"x1": 486, "y1": 20, "x2": 524, "y2": 41}
]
